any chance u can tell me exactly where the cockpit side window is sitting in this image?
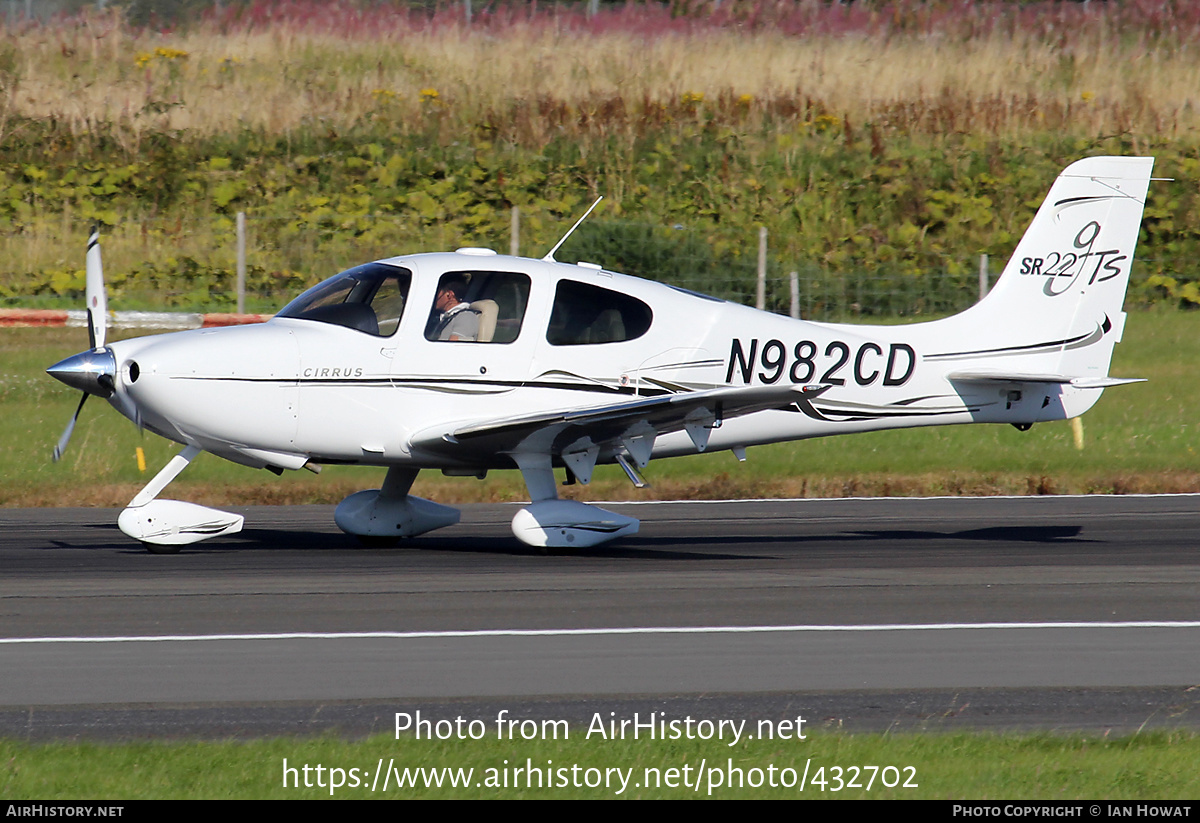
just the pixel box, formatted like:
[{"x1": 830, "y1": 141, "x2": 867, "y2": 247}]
[
  {"x1": 277, "y1": 263, "x2": 412, "y2": 337},
  {"x1": 546, "y1": 279, "x2": 653, "y2": 346},
  {"x1": 425, "y1": 271, "x2": 532, "y2": 343}
]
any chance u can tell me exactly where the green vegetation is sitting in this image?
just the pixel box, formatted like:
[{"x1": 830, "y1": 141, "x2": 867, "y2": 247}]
[
  {"x1": 3, "y1": 730, "x2": 1200, "y2": 799},
  {"x1": 6, "y1": 309, "x2": 1197, "y2": 508},
  {"x1": 2, "y1": 2, "x2": 1200, "y2": 317}
]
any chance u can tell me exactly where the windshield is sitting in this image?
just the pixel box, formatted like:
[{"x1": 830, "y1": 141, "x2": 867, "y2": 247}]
[{"x1": 277, "y1": 263, "x2": 412, "y2": 336}]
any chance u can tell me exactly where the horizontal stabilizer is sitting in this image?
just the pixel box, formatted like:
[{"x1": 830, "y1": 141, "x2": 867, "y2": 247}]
[
  {"x1": 1068, "y1": 377, "x2": 1146, "y2": 389},
  {"x1": 948, "y1": 371, "x2": 1145, "y2": 388}
]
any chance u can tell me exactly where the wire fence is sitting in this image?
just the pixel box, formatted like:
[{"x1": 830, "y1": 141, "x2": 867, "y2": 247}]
[{"x1": 0, "y1": 209, "x2": 991, "y2": 321}]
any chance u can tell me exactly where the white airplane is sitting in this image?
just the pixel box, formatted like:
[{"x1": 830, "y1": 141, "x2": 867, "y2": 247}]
[{"x1": 48, "y1": 155, "x2": 1154, "y2": 553}]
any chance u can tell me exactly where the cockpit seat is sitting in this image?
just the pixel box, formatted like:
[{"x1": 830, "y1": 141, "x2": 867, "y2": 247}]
[
  {"x1": 586, "y1": 309, "x2": 625, "y2": 344},
  {"x1": 470, "y1": 299, "x2": 498, "y2": 343}
]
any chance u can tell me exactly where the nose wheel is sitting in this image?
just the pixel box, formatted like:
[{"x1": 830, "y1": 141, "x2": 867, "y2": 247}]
[{"x1": 118, "y1": 445, "x2": 244, "y2": 550}]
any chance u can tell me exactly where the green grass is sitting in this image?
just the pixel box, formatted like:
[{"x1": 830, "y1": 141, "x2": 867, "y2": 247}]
[
  {"x1": 4, "y1": 308, "x2": 1197, "y2": 508},
  {"x1": 3, "y1": 730, "x2": 1199, "y2": 799}
]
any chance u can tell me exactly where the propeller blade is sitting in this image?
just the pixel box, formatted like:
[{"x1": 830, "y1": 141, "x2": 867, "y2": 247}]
[
  {"x1": 53, "y1": 393, "x2": 89, "y2": 463},
  {"x1": 50, "y1": 229, "x2": 120, "y2": 463},
  {"x1": 86, "y1": 227, "x2": 108, "y2": 350}
]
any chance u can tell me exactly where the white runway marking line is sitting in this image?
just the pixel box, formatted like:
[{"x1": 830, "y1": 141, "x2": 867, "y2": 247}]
[{"x1": 3, "y1": 621, "x2": 1200, "y2": 644}]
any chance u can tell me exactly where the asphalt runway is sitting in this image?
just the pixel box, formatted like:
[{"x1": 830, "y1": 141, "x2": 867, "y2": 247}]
[{"x1": 2, "y1": 495, "x2": 1200, "y2": 738}]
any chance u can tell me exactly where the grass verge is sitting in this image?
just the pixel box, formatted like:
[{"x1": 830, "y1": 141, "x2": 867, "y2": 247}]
[{"x1": 3, "y1": 730, "x2": 1200, "y2": 799}]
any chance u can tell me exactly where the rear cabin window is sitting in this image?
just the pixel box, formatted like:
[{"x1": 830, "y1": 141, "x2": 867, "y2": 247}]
[
  {"x1": 425, "y1": 271, "x2": 531, "y2": 343},
  {"x1": 546, "y1": 280, "x2": 653, "y2": 346}
]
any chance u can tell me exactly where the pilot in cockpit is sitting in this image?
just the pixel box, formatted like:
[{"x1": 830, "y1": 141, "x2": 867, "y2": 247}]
[{"x1": 426, "y1": 275, "x2": 480, "y2": 342}]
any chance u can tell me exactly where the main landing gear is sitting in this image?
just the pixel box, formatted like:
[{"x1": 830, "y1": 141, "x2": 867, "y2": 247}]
[{"x1": 332, "y1": 457, "x2": 639, "y2": 550}]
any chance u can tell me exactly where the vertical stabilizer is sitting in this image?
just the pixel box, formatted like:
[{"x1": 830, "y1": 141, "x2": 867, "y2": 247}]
[{"x1": 929, "y1": 156, "x2": 1154, "y2": 384}]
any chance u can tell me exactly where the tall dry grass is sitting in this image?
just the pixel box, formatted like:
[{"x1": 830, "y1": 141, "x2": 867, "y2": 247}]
[{"x1": 5, "y1": 2, "x2": 1200, "y2": 147}]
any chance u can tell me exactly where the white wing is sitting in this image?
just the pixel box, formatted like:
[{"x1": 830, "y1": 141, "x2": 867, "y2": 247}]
[{"x1": 409, "y1": 383, "x2": 831, "y2": 479}]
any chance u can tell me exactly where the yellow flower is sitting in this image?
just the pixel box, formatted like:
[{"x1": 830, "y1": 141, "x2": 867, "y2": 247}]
[
  {"x1": 812, "y1": 113, "x2": 841, "y2": 132},
  {"x1": 154, "y1": 46, "x2": 189, "y2": 60},
  {"x1": 134, "y1": 52, "x2": 153, "y2": 68},
  {"x1": 1081, "y1": 90, "x2": 1095, "y2": 103},
  {"x1": 419, "y1": 88, "x2": 440, "y2": 102},
  {"x1": 681, "y1": 91, "x2": 705, "y2": 106}
]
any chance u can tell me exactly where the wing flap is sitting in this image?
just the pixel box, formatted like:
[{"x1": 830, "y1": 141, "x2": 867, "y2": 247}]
[{"x1": 410, "y1": 383, "x2": 831, "y2": 461}]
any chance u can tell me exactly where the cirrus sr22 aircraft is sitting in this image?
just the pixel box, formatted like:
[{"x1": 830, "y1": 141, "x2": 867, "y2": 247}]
[{"x1": 48, "y1": 156, "x2": 1153, "y2": 552}]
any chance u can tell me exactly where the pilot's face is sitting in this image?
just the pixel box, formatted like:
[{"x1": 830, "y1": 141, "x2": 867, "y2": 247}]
[{"x1": 435, "y1": 288, "x2": 456, "y2": 312}]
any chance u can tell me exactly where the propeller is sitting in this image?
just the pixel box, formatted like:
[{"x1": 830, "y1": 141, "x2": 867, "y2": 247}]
[
  {"x1": 47, "y1": 227, "x2": 115, "y2": 462},
  {"x1": 85, "y1": 227, "x2": 107, "y2": 349},
  {"x1": 52, "y1": 394, "x2": 88, "y2": 463}
]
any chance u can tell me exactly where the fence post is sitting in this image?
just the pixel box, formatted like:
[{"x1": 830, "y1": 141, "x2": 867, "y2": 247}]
[
  {"x1": 236, "y1": 211, "x2": 246, "y2": 315},
  {"x1": 978, "y1": 253, "x2": 989, "y2": 302},
  {"x1": 463, "y1": 0, "x2": 472, "y2": 24},
  {"x1": 510, "y1": 206, "x2": 520, "y2": 257},
  {"x1": 789, "y1": 271, "x2": 800, "y2": 319},
  {"x1": 756, "y1": 226, "x2": 767, "y2": 311}
]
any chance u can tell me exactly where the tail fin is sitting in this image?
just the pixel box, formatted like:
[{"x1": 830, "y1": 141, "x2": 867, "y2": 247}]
[{"x1": 930, "y1": 156, "x2": 1153, "y2": 384}]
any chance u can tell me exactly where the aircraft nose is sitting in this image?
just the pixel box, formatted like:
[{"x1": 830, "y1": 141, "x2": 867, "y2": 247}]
[{"x1": 47, "y1": 348, "x2": 117, "y2": 398}]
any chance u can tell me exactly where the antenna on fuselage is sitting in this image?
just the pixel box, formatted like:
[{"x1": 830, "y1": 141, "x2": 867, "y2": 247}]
[{"x1": 542, "y1": 196, "x2": 603, "y2": 262}]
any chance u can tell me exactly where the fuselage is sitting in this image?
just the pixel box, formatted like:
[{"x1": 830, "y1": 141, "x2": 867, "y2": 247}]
[{"x1": 104, "y1": 249, "x2": 1103, "y2": 474}]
